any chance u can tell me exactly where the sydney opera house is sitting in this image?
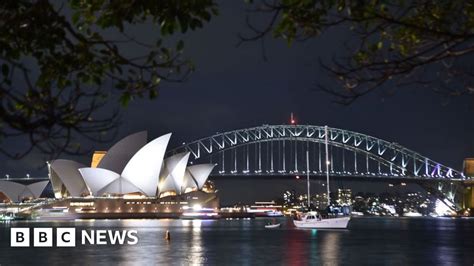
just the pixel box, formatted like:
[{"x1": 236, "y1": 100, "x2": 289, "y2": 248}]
[{"x1": 0, "y1": 132, "x2": 219, "y2": 219}]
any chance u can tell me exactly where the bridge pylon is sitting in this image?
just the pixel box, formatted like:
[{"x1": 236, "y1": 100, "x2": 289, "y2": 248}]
[{"x1": 463, "y1": 180, "x2": 474, "y2": 215}]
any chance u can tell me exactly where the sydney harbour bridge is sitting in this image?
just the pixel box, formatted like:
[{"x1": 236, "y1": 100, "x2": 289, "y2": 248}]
[{"x1": 167, "y1": 124, "x2": 471, "y2": 212}]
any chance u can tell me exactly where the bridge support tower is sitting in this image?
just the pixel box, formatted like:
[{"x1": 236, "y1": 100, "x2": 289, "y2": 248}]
[
  {"x1": 462, "y1": 158, "x2": 474, "y2": 215},
  {"x1": 463, "y1": 180, "x2": 474, "y2": 216}
]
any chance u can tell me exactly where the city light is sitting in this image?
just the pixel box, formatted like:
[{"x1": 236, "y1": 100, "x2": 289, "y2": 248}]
[{"x1": 434, "y1": 199, "x2": 453, "y2": 216}]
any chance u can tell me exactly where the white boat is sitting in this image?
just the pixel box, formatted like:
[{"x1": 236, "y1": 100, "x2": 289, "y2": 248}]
[
  {"x1": 294, "y1": 212, "x2": 350, "y2": 229},
  {"x1": 293, "y1": 125, "x2": 351, "y2": 229},
  {"x1": 264, "y1": 223, "x2": 281, "y2": 229}
]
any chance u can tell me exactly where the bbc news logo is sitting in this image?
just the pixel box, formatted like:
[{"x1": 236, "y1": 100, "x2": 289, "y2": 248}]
[{"x1": 10, "y1": 228, "x2": 139, "y2": 247}]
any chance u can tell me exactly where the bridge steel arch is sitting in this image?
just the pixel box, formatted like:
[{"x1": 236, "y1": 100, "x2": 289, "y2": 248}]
[{"x1": 169, "y1": 124, "x2": 464, "y2": 180}]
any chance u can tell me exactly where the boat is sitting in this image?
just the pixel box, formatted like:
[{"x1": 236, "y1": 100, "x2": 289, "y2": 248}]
[
  {"x1": 264, "y1": 223, "x2": 281, "y2": 229},
  {"x1": 294, "y1": 212, "x2": 350, "y2": 229},
  {"x1": 293, "y1": 125, "x2": 351, "y2": 229},
  {"x1": 247, "y1": 201, "x2": 284, "y2": 217}
]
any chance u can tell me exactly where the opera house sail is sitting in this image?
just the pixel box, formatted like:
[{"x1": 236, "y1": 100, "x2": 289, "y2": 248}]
[
  {"x1": 79, "y1": 133, "x2": 172, "y2": 196},
  {"x1": 159, "y1": 152, "x2": 191, "y2": 197},
  {"x1": 0, "y1": 131, "x2": 219, "y2": 219},
  {"x1": 0, "y1": 180, "x2": 49, "y2": 203}
]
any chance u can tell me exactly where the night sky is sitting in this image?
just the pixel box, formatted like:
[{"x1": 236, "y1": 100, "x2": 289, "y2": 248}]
[{"x1": 1, "y1": 2, "x2": 473, "y2": 203}]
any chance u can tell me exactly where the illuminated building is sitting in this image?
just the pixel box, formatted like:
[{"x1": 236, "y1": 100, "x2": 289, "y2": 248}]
[
  {"x1": 337, "y1": 189, "x2": 352, "y2": 206},
  {"x1": 463, "y1": 158, "x2": 474, "y2": 177},
  {"x1": 312, "y1": 193, "x2": 328, "y2": 210},
  {"x1": 283, "y1": 190, "x2": 297, "y2": 207},
  {"x1": 1, "y1": 132, "x2": 219, "y2": 219}
]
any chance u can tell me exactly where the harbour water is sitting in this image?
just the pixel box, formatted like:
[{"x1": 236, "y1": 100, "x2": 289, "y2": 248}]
[{"x1": 0, "y1": 217, "x2": 472, "y2": 265}]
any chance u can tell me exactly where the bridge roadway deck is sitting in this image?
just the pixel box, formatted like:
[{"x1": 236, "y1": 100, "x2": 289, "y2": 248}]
[{"x1": 210, "y1": 174, "x2": 465, "y2": 183}]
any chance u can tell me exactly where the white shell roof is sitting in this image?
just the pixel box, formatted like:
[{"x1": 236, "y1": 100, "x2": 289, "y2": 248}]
[
  {"x1": 0, "y1": 181, "x2": 27, "y2": 202},
  {"x1": 0, "y1": 181, "x2": 48, "y2": 202},
  {"x1": 97, "y1": 131, "x2": 148, "y2": 173},
  {"x1": 80, "y1": 167, "x2": 145, "y2": 196},
  {"x1": 47, "y1": 132, "x2": 213, "y2": 198},
  {"x1": 48, "y1": 163, "x2": 64, "y2": 198},
  {"x1": 79, "y1": 168, "x2": 120, "y2": 196},
  {"x1": 27, "y1": 181, "x2": 49, "y2": 198},
  {"x1": 158, "y1": 174, "x2": 176, "y2": 194},
  {"x1": 182, "y1": 170, "x2": 198, "y2": 193},
  {"x1": 49, "y1": 159, "x2": 89, "y2": 197},
  {"x1": 100, "y1": 177, "x2": 142, "y2": 195},
  {"x1": 160, "y1": 152, "x2": 190, "y2": 195},
  {"x1": 187, "y1": 164, "x2": 216, "y2": 189},
  {"x1": 121, "y1": 133, "x2": 171, "y2": 196}
]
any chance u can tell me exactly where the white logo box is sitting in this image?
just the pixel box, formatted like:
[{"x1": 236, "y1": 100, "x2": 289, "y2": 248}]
[{"x1": 11, "y1": 228, "x2": 76, "y2": 247}]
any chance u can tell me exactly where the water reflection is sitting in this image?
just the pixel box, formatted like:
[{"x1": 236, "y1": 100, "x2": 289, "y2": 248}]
[
  {"x1": 284, "y1": 228, "x2": 306, "y2": 265},
  {"x1": 0, "y1": 218, "x2": 472, "y2": 265},
  {"x1": 320, "y1": 233, "x2": 341, "y2": 265},
  {"x1": 117, "y1": 220, "x2": 165, "y2": 266},
  {"x1": 182, "y1": 219, "x2": 206, "y2": 265},
  {"x1": 434, "y1": 218, "x2": 457, "y2": 265},
  {"x1": 309, "y1": 230, "x2": 319, "y2": 264}
]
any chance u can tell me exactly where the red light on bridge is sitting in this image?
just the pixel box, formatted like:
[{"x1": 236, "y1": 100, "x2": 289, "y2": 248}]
[{"x1": 290, "y1": 113, "x2": 296, "y2": 125}]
